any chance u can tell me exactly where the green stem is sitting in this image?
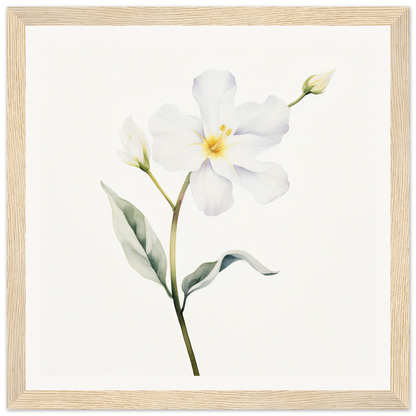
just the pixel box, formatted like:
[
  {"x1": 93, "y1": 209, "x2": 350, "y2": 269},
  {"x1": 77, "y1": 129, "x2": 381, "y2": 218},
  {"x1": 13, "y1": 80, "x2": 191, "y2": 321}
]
[
  {"x1": 146, "y1": 171, "x2": 175, "y2": 210},
  {"x1": 170, "y1": 173, "x2": 200, "y2": 376},
  {"x1": 288, "y1": 92, "x2": 308, "y2": 108}
]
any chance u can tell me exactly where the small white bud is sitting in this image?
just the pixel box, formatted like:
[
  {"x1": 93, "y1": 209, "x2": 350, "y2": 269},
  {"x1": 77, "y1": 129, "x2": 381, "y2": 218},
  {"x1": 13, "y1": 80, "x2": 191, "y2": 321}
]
[
  {"x1": 118, "y1": 116, "x2": 151, "y2": 171},
  {"x1": 302, "y1": 70, "x2": 335, "y2": 95}
]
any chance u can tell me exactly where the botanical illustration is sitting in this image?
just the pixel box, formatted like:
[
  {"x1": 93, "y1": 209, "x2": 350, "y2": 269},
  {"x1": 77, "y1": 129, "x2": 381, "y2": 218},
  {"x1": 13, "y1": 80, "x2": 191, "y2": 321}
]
[{"x1": 102, "y1": 69, "x2": 334, "y2": 376}]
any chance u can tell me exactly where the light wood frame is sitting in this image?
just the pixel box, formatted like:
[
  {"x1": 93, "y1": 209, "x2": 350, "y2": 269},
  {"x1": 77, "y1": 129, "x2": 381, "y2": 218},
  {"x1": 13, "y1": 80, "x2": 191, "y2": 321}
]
[{"x1": 7, "y1": 7, "x2": 409, "y2": 409}]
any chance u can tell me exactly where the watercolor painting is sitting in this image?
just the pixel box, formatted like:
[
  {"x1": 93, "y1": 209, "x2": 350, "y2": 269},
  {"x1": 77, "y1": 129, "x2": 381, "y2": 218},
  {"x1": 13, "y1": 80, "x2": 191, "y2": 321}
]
[
  {"x1": 26, "y1": 25, "x2": 391, "y2": 390},
  {"x1": 102, "y1": 69, "x2": 334, "y2": 376}
]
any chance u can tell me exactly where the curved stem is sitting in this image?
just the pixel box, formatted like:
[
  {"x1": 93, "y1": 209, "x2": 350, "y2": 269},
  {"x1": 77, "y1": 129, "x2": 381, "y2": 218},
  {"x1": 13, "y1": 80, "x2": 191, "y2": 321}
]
[
  {"x1": 170, "y1": 173, "x2": 200, "y2": 376},
  {"x1": 146, "y1": 171, "x2": 175, "y2": 210},
  {"x1": 288, "y1": 92, "x2": 308, "y2": 108}
]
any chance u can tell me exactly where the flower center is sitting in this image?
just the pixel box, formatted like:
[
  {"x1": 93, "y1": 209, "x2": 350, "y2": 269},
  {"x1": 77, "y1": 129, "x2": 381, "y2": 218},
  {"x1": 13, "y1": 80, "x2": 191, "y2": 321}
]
[{"x1": 201, "y1": 124, "x2": 233, "y2": 159}]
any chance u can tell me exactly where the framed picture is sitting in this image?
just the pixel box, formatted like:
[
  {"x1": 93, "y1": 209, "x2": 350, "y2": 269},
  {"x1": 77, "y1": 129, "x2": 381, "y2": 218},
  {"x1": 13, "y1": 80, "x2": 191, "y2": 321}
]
[{"x1": 7, "y1": 7, "x2": 409, "y2": 410}]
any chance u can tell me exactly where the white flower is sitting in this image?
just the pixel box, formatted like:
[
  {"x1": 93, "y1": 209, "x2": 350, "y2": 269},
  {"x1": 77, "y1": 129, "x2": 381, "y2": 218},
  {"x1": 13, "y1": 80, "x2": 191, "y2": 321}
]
[
  {"x1": 302, "y1": 70, "x2": 335, "y2": 95},
  {"x1": 149, "y1": 70, "x2": 291, "y2": 216},
  {"x1": 117, "y1": 116, "x2": 150, "y2": 171}
]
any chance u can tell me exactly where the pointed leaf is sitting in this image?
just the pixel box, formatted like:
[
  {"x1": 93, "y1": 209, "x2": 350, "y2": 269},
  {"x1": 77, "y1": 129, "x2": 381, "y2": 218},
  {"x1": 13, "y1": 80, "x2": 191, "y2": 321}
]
[
  {"x1": 182, "y1": 250, "x2": 278, "y2": 299},
  {"x1": 102, "y1": 182, "x2": 170, "y2": 296}
]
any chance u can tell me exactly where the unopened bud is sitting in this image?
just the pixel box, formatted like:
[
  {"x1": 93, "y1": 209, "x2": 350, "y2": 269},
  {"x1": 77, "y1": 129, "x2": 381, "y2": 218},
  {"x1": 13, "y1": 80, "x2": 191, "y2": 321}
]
[{"x1": 302, "y1": 70, "x2": 335, "y2": 95}]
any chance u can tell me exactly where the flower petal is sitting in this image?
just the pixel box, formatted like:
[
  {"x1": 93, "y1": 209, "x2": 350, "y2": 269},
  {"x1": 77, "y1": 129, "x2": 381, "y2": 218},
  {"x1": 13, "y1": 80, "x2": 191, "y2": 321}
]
[
  {"x1": 209, "y1": 133, "x2": 274, "y2": 179},
  {"x1": 148, "y1": 104, "x2": 206, "y2": 172},
  {"x1": 235, "y1": 96, "x2": 290, "y2": 143},
  {"x1": 128, "y1": 132, "x2": 144, "y2": 163},
  {"x1": 190, "y1": 160, "x2": 234, "y2": 216},
  {"x1": 192, "y1": 70, "x2": 240, "y2": 136},
  {"x1": 119, "y1": 131, "x2": 130, "y2": 151},
  {"x1": 228, "y1": 133, "x2": 275, "y2": 158},
  {"x1": 209, "y1": 156, "x2": 239, "y2": 183},
  {"x1": 143, "y1": 133, "x2": 151, "y2": 160},
  {"x1": 117, "y1": 150, "x2": 137, "y2": 167},
  {"x1": 208, "y1": 133, "x2": 276, "y2": 183},
  {"x1": 131, "y1": 128, "x2": 151, "y2": 160},
  {"x1": 234, "y1": 163, "x2": 290, "y2": 204},
  {"x1": 123, "y1": 115, "x2": 140, "y2": 137}
]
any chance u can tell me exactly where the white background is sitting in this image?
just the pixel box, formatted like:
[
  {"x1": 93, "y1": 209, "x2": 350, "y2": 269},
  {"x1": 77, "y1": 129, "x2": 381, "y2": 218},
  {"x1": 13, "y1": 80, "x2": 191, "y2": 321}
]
[{"x1": 25, "y1": 24, "x2": 390, "y2": 390}]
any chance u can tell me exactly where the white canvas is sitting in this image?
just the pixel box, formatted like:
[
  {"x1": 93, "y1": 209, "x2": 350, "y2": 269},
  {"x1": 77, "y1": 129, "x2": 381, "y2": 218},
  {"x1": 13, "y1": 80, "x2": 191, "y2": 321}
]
[{"x1": 26, "y1": 25, "x2": 390, "y2": 390}]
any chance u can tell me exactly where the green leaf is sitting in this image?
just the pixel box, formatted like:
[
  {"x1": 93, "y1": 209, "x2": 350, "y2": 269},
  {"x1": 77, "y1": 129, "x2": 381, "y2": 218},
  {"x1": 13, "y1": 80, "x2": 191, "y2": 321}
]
[
  {"x1": 181, "y1": 250, "x2": 278, "y2": 309},
  {"x1": 101, "y1": 182, "x2": 171, "y2": 297}
]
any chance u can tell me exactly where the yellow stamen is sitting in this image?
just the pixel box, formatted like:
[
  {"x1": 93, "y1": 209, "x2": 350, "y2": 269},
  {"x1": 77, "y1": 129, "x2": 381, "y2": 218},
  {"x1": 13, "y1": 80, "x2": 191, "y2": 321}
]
[
  {"x1": 192, "y1": 124, "x2": 236, "y2": 160},
  {"x1": 209, "y1": 134, "x2": 224, "y2": 152},
  {"x1": 193, "y1": 130, "x2": 207, "y2": 142}
]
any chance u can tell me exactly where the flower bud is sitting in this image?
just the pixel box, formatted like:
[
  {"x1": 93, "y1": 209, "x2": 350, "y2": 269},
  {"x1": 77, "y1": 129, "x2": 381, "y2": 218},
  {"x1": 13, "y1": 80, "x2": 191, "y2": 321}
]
[
  {"x1": 302, "y1": 70, "x2": 335, "y2": 95},
  {"x1": 117, "y1": 116, "x2": 151, "y2": 172}
]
